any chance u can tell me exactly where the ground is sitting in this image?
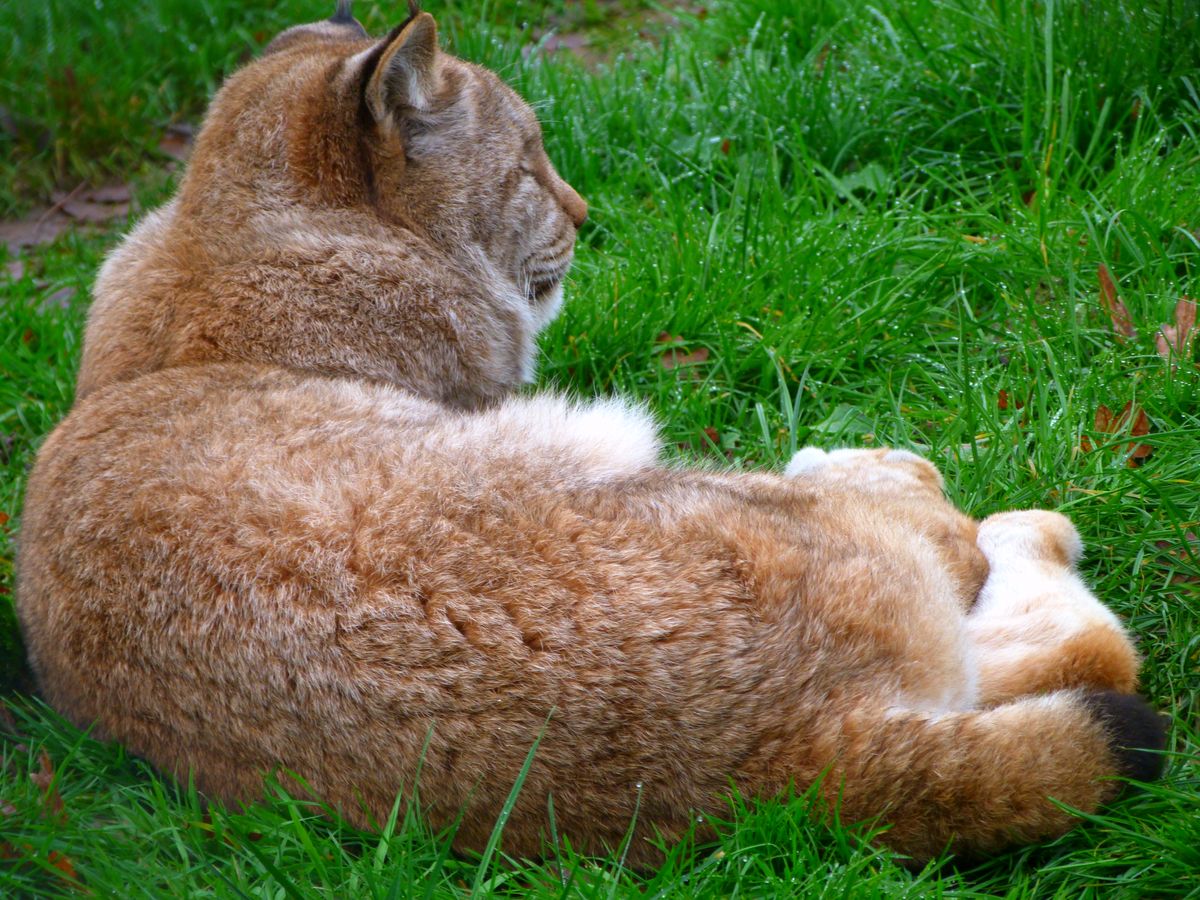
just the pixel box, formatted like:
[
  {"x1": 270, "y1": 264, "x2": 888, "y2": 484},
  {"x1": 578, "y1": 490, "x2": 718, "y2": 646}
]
[{"x1": 1, "y1": 0, "x2": 1198, "y2": 896}]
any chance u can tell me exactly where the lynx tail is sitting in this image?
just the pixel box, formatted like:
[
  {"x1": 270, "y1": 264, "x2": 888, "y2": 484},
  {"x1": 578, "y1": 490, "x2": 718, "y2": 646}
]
[{"x1": 829, "y1": 690, "x2": 1167, "y2": 860}]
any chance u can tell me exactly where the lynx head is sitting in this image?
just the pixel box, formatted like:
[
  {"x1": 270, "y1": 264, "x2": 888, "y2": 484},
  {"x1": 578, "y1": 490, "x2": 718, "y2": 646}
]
[
  {"x1": 181, "y1": 0, "x2": 586, "y2": 325},
  {"x1": 80, "y1": 2, "x2": 589, "y2": 405}
]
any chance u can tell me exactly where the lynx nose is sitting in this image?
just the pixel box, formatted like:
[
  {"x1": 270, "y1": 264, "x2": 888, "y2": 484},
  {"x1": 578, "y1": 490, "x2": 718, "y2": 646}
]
[
  {"x1": 561, "y1": 186, "x2": 588, "y2": 229},
  {"x1": 550, "y1": 173, "x2": 587, "y2": 229}
]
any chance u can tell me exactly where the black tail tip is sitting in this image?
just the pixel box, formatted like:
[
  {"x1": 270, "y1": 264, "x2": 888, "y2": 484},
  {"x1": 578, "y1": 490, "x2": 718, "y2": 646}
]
[{"x1": 1083, "y1": 690, "x2": 1169, "y2": 785}]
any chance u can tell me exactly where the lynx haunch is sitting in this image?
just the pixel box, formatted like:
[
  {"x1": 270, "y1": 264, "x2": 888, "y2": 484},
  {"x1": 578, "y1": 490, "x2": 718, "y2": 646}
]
[{"x1": 16, "y1": 1, "x2": 1165, "y2": 865}]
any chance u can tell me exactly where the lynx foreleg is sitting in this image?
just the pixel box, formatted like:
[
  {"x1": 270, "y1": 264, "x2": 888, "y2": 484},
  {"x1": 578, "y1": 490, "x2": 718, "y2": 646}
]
[{"x1": 967, "y1": 511, "x2": 1139, "y2": 706}]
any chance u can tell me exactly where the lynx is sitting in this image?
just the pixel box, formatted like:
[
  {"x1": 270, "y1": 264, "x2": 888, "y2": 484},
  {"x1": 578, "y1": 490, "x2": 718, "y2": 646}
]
[{"x1": 16, "y1": 2, "x2": 1165, "y2": 865}]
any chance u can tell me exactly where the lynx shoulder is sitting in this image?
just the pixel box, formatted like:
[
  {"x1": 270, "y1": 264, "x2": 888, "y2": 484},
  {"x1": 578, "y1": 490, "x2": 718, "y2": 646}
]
[{"x1": 16, "y1": 3, "x2": 1165, "y2": 866}]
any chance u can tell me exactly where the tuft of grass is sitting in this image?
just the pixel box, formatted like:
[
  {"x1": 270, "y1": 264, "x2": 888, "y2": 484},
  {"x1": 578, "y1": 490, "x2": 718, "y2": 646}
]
[{"x1": 2, "y1": 0, "x2": 1199, "y2": 896}]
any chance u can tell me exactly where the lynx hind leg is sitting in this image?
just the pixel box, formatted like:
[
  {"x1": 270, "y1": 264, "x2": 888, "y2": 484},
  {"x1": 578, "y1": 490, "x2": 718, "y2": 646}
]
[
  {"x1": 784, "y1": 446, "x2": 943, "y2": 494},
  {"x1": 968, "y1": 510, "x2": 1140, "y2": 705}
]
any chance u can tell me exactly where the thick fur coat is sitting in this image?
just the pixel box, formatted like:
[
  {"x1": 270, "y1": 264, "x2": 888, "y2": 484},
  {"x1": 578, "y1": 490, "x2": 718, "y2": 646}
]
[{"x1": 16, "y1": 3, "x2": 1165, "y2": 865}]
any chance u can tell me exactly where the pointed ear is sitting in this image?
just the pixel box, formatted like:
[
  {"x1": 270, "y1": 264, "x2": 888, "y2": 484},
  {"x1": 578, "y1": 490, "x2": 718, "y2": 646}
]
[{"x1": 364, "y1": 12, "x2": 440, "y2": 120}]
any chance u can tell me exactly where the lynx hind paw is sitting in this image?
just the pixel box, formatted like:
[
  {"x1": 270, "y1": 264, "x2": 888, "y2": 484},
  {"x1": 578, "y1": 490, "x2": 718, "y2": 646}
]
[
  {"x1": 784, "y1": 446, "x2": 943, "y2": 491},
  {"x1": 977, "y1": 510, "x2": 1084, "y2": 568}
]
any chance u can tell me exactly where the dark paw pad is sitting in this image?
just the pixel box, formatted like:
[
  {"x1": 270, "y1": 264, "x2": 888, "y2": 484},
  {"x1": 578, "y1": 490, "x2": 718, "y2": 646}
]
[{"x1": 1082, "y1": 690, "x2": 1169, "y2": 785}]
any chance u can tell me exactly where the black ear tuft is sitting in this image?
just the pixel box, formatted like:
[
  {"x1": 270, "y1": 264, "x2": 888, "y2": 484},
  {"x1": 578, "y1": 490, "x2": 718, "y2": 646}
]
[
  {"x1": 396, "y1": 2, "x2": 422, "y2": 34},
  {"x1": 329, "y1": 1, "x2": 367, "y2": 37},
  {"x1": 1083, "y1": 690, "x2": 1169, "y2": 786}
]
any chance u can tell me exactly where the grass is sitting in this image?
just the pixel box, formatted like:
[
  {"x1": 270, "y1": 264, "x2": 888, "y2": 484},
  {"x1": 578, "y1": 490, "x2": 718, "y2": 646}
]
[{"x1": 2, "y1": 0, "x2": 1199, "y2": 895}]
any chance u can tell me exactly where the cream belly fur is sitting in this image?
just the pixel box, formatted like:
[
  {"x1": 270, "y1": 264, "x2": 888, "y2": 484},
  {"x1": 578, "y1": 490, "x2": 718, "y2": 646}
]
[{"x1": 15, "y1": 1, "x2": 1166, "y2": 867}]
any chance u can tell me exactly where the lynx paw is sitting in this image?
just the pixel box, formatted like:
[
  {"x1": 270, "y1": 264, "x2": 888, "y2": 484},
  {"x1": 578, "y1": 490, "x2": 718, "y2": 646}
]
[
  {"x1": 977, "y1": 510, "x2": 1084, "y2": 569},
  {"x1": 970, "y1": 512, "x2": 1139, "y2": 700},
  {"x1": 784, "y1": 446, "x2": 944, "y2": 492}
]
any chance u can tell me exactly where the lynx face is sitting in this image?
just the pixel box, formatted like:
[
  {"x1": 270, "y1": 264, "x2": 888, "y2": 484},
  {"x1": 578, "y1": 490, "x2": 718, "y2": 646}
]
[
  {"x1": 316, "y1": 4, "x2": 583, "y2": 307},
  {"x1": 352, "y1": 16, "x2": 588, "y2": 325},
  {"x1": 204, "y1": 4, "x2": 586, "y2": 325}
]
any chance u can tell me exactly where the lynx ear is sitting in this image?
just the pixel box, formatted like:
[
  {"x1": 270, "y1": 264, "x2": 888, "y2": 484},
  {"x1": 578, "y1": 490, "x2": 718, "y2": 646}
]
[{"x1": 364, "y1": 12, "x2": 440, "y2": 120}]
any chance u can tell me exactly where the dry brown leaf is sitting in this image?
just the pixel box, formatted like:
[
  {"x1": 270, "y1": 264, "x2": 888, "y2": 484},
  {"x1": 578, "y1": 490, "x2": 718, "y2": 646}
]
[
  {"x1": 0, "y1": 213, "x2": 70, "y2": 254},
  {"x1": 1, "y1": 181, "x2": 134, "y2": 253},
  {"x1": 814, "y1": 42, "x2": 831, "y2": 75},
  {"x1": 30, "y1": 750, "x2": 66, "y2": 824},
  {"x1": 158, "y1": 135, "x2": 192, "y2": 162},
  {"x1": 48, "y1": 850, "x2": 78, "y2": 881},
  {"x1": 1082, "y1": 401, "x2": 1152, "y2": 464},
  {"x1": 655, "y1": 333, "x2": 710, "y2": 374},
  {"x1": 158, "y1": 123, "x2": 196, "y2": 162},
  {"x1": 1155, "y1": 532, "x2": 1200, "y2": 584},
  {"x1": 84, "y1": 184, "x2": 132, "y2": 204},
  {"x1": 1155, "y1": 297, "x2": 1197, "y2": 363},
  {"x1": 60, "y1": 198, "x2": 129, "y2": 224},
  {"x1": 0, "y1": 842, "x2": 82, "y2": 889},
  {"x1": 661, "y1": 347, "x2": 710, "y2": 369},
  {"x1": 1098, "y1": 264, "x2": 1137, "y2": 338},
  {"x1": 51, "y1": 185, "x2": 130, "y2": 223},
  {"x1": 997, "y1": 390, "x2": 1025, "y2": 411}
]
